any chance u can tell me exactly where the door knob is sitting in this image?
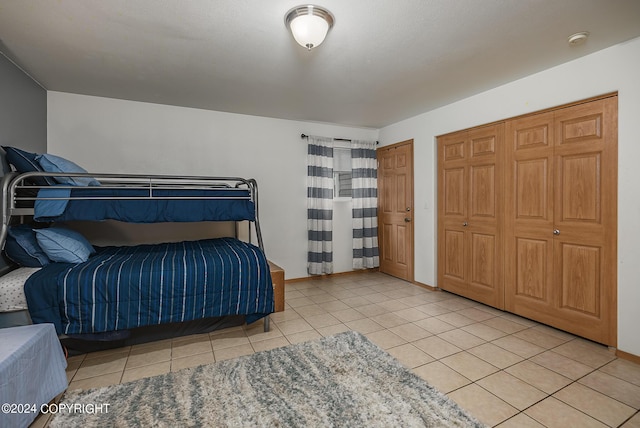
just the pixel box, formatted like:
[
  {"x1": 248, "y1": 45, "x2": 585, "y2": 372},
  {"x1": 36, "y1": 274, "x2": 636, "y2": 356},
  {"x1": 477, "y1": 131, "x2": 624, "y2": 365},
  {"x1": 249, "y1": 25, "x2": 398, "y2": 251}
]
[
  {"x1": 463, "y1": 222, "x2": 468, "y2": 227},
  {"x1": 553, "y1": 229, "x2": 560, "y2": 235},
  {"x1": 404, "y1": 218, "x2": 411, "y2": 222}
]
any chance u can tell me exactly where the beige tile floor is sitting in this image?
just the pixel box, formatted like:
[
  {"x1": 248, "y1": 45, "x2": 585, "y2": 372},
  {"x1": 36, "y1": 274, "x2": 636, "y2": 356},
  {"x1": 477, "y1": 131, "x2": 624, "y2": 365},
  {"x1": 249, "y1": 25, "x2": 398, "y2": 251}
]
[{"x1": 34, "y1": 271, "x2": 640, "y2": 427}]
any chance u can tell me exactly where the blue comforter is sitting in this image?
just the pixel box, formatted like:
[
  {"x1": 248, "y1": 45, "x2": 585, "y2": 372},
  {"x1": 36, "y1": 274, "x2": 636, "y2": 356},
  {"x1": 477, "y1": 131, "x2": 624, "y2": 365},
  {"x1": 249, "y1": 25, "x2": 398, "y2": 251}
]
[
  {"x1": 24, "y1": 238, "x2": 274, "y2": 335},
  {"x1": 34, "y1": 187, "x2": 256, "y2": 223}
]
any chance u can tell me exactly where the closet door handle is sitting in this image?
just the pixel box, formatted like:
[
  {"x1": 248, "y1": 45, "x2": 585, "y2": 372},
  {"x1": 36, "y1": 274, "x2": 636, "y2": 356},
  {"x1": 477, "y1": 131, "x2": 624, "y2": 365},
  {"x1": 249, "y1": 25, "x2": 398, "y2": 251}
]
[
  {"x1": 404, "y1": 218, "x2": 411, "y2": 222},
  {"x1": 553, "y1": 229, "x2": 560, "y2": 235},
  {"x1": 463, "y1": 222, "x2": 468, "y2": 227}
]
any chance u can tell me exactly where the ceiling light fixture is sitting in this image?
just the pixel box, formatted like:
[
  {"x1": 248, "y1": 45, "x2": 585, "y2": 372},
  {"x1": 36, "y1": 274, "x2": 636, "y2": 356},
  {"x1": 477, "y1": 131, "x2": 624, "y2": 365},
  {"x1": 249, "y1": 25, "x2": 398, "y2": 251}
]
[
  {"x1": 285, "y1": 5, "x2": 334, "y2": 50},
  {"x1": 568, "y1": 31, "x2": 589, "y2": 46}
]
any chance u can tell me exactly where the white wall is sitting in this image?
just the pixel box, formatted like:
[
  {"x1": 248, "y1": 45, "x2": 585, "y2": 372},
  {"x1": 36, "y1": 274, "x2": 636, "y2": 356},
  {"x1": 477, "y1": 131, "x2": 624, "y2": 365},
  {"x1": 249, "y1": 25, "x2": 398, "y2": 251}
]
[
  {"x1": 379, "y1": 36, "x2": 640, "y2": 356},
  {"x1": 47, "y1": 93, "x2": 378, "y2": 279}
]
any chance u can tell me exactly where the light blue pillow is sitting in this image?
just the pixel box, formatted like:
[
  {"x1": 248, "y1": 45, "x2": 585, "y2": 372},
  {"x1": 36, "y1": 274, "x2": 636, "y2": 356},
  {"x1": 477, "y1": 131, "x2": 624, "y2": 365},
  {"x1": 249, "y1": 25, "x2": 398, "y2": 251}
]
[
  {"x1": 36, "y1": 153, "x2": 100, "y2": 187},
  {"x1": 34, "y1": 228, "x2": 95, "y2": 264}
]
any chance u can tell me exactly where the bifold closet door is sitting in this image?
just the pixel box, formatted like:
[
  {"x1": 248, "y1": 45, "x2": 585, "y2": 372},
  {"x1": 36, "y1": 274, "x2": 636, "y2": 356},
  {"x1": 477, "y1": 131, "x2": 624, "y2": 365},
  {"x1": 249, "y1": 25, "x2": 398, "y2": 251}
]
[
  {"x1": 505, "y1": 97, "x2": 617, "y2": 346},
  {"x1": 438, "y1": 124, "x2": 504, "y2": 309},
  {"x1": 504, "y1": 111, "x2": 555, "y2": 322}
]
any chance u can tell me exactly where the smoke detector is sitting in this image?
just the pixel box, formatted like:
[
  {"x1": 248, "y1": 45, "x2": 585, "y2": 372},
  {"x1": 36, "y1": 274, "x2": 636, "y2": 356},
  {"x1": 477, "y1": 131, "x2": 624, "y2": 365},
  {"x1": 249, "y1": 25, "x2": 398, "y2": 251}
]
[{"x1": 568, "y1": 32, "x2": 589, "y2": 46}]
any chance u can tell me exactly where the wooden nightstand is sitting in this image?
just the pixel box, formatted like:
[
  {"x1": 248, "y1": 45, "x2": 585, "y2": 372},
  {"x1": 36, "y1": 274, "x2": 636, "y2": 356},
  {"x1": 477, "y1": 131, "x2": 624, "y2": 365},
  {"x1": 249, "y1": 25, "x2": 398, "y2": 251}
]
[{"x1": 268, "y1": 261, "x2": 285, "y2": 312}]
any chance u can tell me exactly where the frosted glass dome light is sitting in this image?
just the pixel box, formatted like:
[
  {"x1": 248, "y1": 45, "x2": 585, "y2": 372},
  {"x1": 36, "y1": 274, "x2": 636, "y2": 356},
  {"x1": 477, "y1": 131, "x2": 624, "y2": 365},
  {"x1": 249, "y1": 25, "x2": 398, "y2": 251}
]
[{"x1": 285, "y1": 5, "x2": 334, "y2": 50}]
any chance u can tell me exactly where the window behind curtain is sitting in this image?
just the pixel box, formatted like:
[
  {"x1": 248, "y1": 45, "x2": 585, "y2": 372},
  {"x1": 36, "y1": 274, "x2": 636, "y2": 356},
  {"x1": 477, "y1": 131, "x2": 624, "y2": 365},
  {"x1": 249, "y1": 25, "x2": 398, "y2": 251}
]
[{"x1": 333, "y1": 147, "x2": 352, "y2": 198}]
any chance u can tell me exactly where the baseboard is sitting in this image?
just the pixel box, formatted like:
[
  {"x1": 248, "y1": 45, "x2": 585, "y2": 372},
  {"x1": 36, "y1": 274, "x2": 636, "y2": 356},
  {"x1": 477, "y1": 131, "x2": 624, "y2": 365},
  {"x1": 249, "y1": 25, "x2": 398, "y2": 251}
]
[
  {"x1": 615, "y1": 349, "x2": 640, "y2": 364},
  {"x1": 285, "y1": 271, "x2": 441, "y2": 292},
  {"x1": 285, "y1": 268, "x2": 379, "y2": 283},
  {"x1": 412, "y1": 280, "x2": 437, "y2": 291}
]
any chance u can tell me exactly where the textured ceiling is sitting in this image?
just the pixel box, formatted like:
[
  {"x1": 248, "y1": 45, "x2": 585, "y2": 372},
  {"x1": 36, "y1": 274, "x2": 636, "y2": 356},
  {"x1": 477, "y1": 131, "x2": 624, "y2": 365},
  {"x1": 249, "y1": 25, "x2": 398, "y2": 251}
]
[{"x1": 1, "y1": 0, "x2": 640, "y2": 128}]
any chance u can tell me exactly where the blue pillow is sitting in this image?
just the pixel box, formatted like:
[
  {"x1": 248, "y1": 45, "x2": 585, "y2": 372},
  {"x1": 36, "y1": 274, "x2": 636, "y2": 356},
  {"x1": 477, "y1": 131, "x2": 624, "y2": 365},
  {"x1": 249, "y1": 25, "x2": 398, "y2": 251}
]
[
  {"x1": 36, "y1": 154, "x2": 100, "y2": 187},
  {"x1": 2, "y1": 146, "x2": 56, "y2": 186},
  {"x1": 34, "y1": 228, "x2": 95, "y2": 264},
  {"x1": 4, "y1": 226, "x2": 50, "y2": 267}
]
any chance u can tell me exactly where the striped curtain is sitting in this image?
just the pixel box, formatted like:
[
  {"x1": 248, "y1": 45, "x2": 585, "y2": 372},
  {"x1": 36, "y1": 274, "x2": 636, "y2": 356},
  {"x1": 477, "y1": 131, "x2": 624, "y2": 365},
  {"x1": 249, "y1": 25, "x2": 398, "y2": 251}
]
[
  {"x1": 307, "y1": 137, "x2": 334, "y2": 275},
  {"x1": 351, "y1": 140, "x2": 379, "y2": 269}
]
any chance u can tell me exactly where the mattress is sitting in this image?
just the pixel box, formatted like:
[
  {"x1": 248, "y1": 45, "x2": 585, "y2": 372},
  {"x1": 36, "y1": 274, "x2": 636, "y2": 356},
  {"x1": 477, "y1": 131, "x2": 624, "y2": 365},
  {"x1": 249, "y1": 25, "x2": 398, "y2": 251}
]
[
  {"x1": 33, "y1": 187, "x2": 256, "y2": 223},
  {"x1": 0, "y1": 267, "x2": 40, "y2": 312}
]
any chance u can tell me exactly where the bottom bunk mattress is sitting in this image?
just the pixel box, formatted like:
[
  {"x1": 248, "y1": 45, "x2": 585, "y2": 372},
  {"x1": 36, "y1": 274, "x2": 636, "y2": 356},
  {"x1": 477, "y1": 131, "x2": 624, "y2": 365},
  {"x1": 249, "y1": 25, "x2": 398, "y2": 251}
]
[{"x1": 24, "y1": 237, "x2": 274, "y2": 335}]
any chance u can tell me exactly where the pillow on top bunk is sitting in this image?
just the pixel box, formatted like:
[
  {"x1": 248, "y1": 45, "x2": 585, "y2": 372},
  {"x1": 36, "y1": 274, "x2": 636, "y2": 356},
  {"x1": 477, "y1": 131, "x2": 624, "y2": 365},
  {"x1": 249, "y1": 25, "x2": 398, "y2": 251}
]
[
  {"x1": 34, "y1": 228, "x2": 96, "y2": 264},
  {"x1": 4, "y1": 225, "x2": 50, "y2": 267},
  {"x1": 1, "y1": 146, "x2": 56, "y2": 186},
  {"x1": 36, "y1": 153, "x2": 101, "y2": 187}
]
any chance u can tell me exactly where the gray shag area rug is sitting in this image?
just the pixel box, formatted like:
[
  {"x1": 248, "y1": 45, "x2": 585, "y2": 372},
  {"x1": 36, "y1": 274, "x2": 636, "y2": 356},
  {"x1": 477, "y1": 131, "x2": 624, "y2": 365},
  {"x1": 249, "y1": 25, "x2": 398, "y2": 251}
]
[{"x1": 51, "y1": 331, "x2": 485, "y2": 427}]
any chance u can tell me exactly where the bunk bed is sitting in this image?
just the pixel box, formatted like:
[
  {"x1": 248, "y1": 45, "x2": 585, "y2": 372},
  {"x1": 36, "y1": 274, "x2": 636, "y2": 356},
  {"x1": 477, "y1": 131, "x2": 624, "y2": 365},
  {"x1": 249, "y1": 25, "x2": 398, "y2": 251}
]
[{"x1": 0, "y1": 147, "x2": 274, "y2": 353}]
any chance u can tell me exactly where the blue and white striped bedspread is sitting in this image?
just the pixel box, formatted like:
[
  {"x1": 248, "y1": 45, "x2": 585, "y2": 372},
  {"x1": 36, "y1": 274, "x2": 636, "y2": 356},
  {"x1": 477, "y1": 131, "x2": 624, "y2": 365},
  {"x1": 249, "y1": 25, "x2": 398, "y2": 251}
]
[{"x1": 25, "y1": 238, "x2": 274, "y2": 335}]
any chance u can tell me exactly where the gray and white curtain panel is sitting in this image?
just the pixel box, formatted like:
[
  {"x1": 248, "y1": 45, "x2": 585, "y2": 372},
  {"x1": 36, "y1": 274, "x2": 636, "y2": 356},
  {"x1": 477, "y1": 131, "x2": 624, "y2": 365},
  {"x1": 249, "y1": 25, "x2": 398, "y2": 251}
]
[
  {"x1": 351, "y1": 140, "x2": 379, "y2": 269},
  {"x1": 307, "y1": 137, "x2": 334, "y2": 275}
]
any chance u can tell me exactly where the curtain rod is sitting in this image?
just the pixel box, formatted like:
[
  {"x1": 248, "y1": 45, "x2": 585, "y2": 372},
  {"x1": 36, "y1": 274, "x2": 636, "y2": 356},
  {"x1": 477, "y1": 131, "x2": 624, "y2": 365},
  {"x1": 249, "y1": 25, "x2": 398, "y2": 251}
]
[{"x1": 301, "y1": 134, "x2": 379, "y2": 145}]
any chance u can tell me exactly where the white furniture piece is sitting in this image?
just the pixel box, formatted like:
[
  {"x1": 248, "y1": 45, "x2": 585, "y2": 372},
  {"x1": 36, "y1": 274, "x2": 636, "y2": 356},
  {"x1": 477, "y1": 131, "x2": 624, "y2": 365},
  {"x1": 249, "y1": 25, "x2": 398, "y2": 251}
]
[{"x1": 0, "y1": 323, "x2": 67, "y2": 428}]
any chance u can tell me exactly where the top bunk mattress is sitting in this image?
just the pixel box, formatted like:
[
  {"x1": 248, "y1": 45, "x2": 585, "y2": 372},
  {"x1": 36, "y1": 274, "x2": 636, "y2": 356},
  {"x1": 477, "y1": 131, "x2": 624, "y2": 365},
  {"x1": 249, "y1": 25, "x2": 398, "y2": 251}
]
[
  {"x1": 1, "y1": 148, "x2": 260, "y2": 224},
  {"x1": 33, "y1": 187, "x2": 256, "y2": 223}
]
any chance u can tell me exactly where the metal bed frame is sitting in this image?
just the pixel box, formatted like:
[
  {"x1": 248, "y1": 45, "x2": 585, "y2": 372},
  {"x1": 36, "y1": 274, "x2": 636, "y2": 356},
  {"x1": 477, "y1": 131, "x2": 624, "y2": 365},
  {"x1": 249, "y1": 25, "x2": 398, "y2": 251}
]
[{"x1": 0, "y1": 170, "x2": 271, "y2": 332}]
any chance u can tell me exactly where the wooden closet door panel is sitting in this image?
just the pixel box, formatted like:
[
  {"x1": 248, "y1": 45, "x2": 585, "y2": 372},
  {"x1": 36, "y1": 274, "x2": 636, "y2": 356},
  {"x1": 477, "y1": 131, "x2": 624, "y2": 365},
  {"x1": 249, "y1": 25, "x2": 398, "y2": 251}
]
[
  {"x1": 470, "y1": 232, "x2": 496, "y2": 288},
  {"x1": 443, "y1": 229, "x2": 466, "y2": 281},
  {"x1": 505, "y1": 113, "x2": 555, "y2": 311},
  {"x1": 550, "y1": 97, "x2": 617, "y2": 345},
  {"x1": 514, "y1": 236, "x2": 552, "y2": 301},
  {"x1": 443, "y1": 167, "x2": 466, "y2": 216},
  {"x1": 438, "y1": 125, "x2": 504, "y2": 309},
  {"x1": 466, "y1": 125, "x2": 504, "y2": 308},
  {"x1": 470, "y1": 164, "x2": 496, "y2": 218},
  {"x1": 506, "y1": 98, "x2": 617, "y2": 346},
  {"x1": 439, "y1": 132, "x2": 469, "y2": 290},
  {"x1": 440, "y1": 133, "x2": 468, "y2": 219}
]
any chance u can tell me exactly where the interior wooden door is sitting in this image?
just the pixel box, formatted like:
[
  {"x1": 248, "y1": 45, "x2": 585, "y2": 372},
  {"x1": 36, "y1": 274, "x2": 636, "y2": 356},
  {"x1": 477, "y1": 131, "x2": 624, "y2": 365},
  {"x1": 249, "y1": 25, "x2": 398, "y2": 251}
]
[
  {"x1": 377, "y1": 140, "x2": 414, "y2": 281},
  {"x1": 438, "y1": 124, "x2": 504, "y2": 308},
  {"x1": 505, "y1": 97, "x2": 617, "y2": 346}
]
